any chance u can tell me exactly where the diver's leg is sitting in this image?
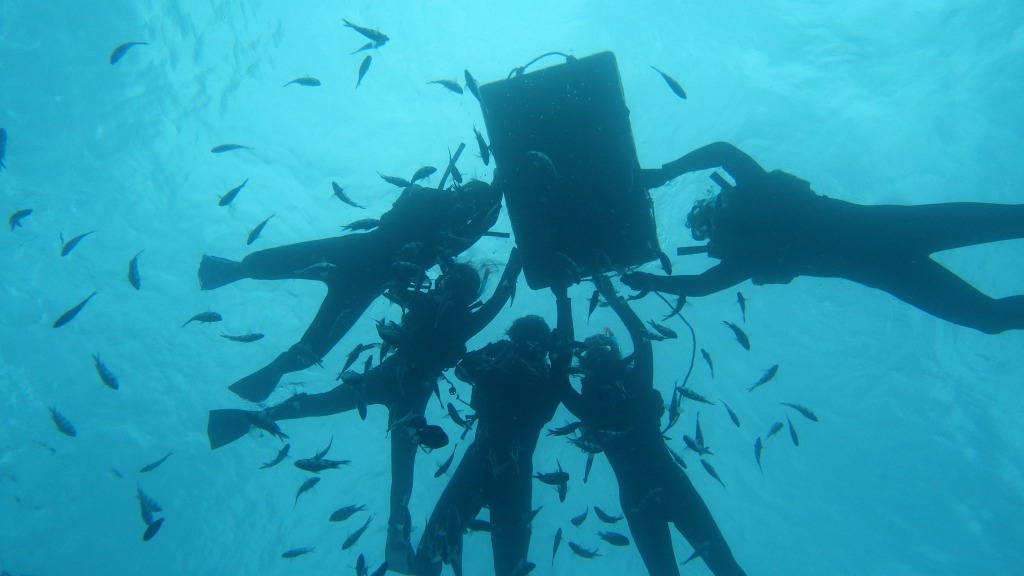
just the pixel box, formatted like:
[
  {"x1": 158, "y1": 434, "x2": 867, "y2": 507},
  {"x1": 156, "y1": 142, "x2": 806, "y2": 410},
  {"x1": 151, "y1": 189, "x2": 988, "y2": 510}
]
[
  {"x1": 386, "y1": 385, "x2": 435, "y2": 575},
  {"x1": 237, "y1": 236, "x2": 353, "y2": 281},
  {"x1": 263, "y1": 384, "x2": 360, "y2": 421},
  {"x1": 851, "y1": 256, "x2": 1024, "y2": 334},
  {"x1": 864, "y1": 203, "x2": 1024, "y2": 254},
  {"x1": 487, "y1": 465, "x2": 533, "y2": 576},
  {"x1": 414, "y1": 444, "x2": 487, "y2": 576},
  {"x1": 667, "y1": 472, "x2": 747, "y2": 576},
  {"x1": 623, "y1": 510, "x2": 681, "y2": 576}
]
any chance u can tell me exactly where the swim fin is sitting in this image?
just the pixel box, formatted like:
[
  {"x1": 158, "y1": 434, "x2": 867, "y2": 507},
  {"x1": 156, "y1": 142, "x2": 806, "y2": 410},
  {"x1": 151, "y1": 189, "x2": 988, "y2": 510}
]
[
  {"x1": 207, "y1": 409, "x2": 255, "y2": 450},
  {"x1": 198, "y1": 255, "x2": 242, "y2": 290},
  {"x1": 228, "y1": 363, "x2": 284, "y2": 403}
]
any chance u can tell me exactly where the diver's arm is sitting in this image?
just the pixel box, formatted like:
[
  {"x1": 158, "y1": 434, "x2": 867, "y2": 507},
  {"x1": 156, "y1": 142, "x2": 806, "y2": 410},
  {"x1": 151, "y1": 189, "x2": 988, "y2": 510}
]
[
  {"x1": 464, "y1": 248, "x2": 523, "y2": 337},
  {"x1": 622, "y1": 262, "x2": 750, "y2": 297},
  {"x1": 656, "y1": 142, "x2": 767, "y2": 187},
  {"x1": 593, "y1": 274, "x2": 654, "y2": 388},
  {"x1": 551, "y1": 284, "x2": 589, "y2": 420}
]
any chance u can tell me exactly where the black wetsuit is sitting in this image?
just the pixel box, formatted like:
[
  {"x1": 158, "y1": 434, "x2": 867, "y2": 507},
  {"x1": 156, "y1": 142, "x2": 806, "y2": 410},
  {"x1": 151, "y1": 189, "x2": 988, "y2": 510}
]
[
  {"x1": 414, "y1": 334, "x2": 562, "y2": 576},
  {"x1": 562, "y1": 278, "x2": 746, "y2": 576},
  {"x1": 633, "y1": 142, "x2": 1024, "y2": 334},
  {"x1": 200, "y1": 182, "x2": 502, "y2": 402}
]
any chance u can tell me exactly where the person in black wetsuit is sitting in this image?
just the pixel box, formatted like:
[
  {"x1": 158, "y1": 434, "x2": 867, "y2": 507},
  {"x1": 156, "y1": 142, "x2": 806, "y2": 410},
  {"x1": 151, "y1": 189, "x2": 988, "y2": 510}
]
[
  {"x1": 207, "y1": 250, "x2": 521, "y2": 574},
  {"x1": 624, "y1": 141, "x2": 1024, "y2": 334},
  {"x1": 413, "y1": 311, "x2": 567, "y2": 576},
  {"x1": 560, "y1": 274, "x2": 747, "y2": 576},
  {"x1": 197, "y1": 180, "x2": 503, "y2": 403}
]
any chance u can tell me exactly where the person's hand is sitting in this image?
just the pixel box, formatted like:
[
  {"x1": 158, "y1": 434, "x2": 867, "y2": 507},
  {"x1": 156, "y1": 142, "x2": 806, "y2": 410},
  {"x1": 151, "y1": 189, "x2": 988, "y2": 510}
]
[{"x1": 620, "y1": 271, "x2": 656, "y2": 292}]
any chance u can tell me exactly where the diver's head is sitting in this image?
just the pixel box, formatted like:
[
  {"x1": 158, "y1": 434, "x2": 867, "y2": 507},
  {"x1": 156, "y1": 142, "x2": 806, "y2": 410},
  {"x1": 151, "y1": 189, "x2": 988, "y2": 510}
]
[
  {"x1": 578, "y1": 333, "x2": 621, "y2": 373},
  {"x1": 686, "y1": 197, "x2": 716, "y2": 242},
  {"x1": 507, "y1": 315, "x2": 552, "y2": 354},
  {"x1": 436, "y1": 263, "x2": 482, "y2": 307}
]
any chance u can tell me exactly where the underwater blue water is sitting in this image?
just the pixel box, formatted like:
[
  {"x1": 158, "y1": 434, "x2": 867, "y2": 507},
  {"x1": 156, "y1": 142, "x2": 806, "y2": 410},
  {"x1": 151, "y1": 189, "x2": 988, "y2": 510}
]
[{"x1": 1, "y1": 1, "x2": 1023, "y2": 575}]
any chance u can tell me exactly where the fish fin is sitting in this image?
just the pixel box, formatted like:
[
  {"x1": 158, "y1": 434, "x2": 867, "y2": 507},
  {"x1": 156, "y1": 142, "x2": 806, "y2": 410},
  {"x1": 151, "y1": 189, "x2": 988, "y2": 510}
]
[{"x1": 207, "y1": 409, "x2": 255, "y2": 450}]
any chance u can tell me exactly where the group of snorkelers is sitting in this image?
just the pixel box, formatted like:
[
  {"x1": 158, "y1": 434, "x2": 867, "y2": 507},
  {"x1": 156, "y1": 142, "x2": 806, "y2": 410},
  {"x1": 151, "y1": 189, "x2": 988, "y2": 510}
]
[{"x1": 204, "y1": 141, "x2": 1024, "y2": 576}]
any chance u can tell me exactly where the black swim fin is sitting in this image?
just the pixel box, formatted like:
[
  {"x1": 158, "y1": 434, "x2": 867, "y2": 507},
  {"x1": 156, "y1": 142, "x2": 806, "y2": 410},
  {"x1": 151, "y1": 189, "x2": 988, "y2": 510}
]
[
  {"x1": 207, "y1": 409, "x2": 255, "y2": 450},
  {"x1": 228, "y1": 363, "x2": 284, "y2": 403},
  {"x1": 198, "y1": 255, "x2": 242, "y2": 290}
]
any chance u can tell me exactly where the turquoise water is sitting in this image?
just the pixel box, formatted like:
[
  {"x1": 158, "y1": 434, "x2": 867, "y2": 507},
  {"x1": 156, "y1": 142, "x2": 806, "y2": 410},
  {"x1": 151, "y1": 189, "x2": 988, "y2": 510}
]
[{"x1": 1, "y1": 1, "x2": 1022, "y2": 575}]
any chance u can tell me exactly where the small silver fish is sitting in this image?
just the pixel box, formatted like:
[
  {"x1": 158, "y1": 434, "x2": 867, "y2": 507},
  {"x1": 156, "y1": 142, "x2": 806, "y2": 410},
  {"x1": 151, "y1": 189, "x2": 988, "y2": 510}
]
[
  {"x1": 342, "y1": 19, "x2": 389, "y2": 47},
  {"x1": 210, "y1": 144, "x2": 250, "y2": 154},
  {"x1": 378, "y1": 172, "x2": 412, "y2": 187},
  {"x1": 8, "y1": 209, "x2": 31, "y2": 230},
  {"x1": 552, "y1": 527, "x2": 562, "y2": 565},
  {"x1": 219, "y1": 178, "x2": 248, "y2": 207},
  {"x1": 700, "y1": 348, "x2": 714, "y2": 378},
  {"x1": 220, "y1": 333, "x2": 264, "y2": 343},
  {"x1": 722, "y1": 402, "x2": 741, "y2": 427},
  {"x1": 567, "y1": 542, "x2": 600, "y2": 559},
  {"x1": 284, "y1": 76, "x2": 321, "y2": 87},
  {"x1": 787, "y1": 416, "x2": 799, "y2": 446},
  {"x1": 110, "y1": 41, "x2": 147, "y2": 65},
  {"x1": 331, "y1": 182, "x2": 365, "y2": 209},
  {"x1": 597, "y1": 531, "x2": 630, "y2": 546},
  {"x1": 473, "y1": 126, "x2": 489, "y2": 165},
  {"x1": 781, "y1": 402, "x2": 819, "y2": 422},
  {"x1": 0, "y1": 127, "x2": 7, "y2": 170},
  {"x1": 723, "y1": 321, "x2": 750, "y2": 350},
  {"x1": 282, "y1": 547, "x2": 315, "y2": 559},
  {"x1": 650, "y1": 65, "x2": 687, "y2": 99},
  {"x1": 92, "y1": 354, "x2": 120, "y2": 390},
  {"x1": 49, "y1": 406, "x2": 77, "y2": 437},
  {"x1": 142, "y1": 516, "x2": 164, "y2": 541},
  {"x1": 428, "y1": 79, "x2": 463, "y2": 94},
  {"x1": 343, "y1": 218, "x2": 380, "y2": 231},
  {"x1": 247, "y1": 214, "x2": 273, "y2": 245},
  {"x1": 53, "y1": 290, "x2": 98, "y2": 328},
  {"x1": 593, "y1": 506, "x2": 623, "y2": 523},
  {"x1": 329, "y1": 504, "x2": 366, "y2": 522},
  {"x1": 294, "y1": 476, "x2": 320, "y2": 506},
  {"x1": 410, "y1": 166, "x2": 436, "y2": 183},
  {"x1": 754, "y1": 437, "x2": 763, "y2": 470},
  {"x1": 342, "y1": 515, "x2": 373, "y2": 550},
  {"x1": 748, "y1": 364, "x2": 779, "y2": 392},
  {"x1": 260, "y1": 444, "x2": 290, "y2": 469},
  {"x1": 434, "y1": 445, "x2": 458, "y2": 478},
  {"x1": 61, "y1": 230, "x2": 96, "y2": 256},
  {"x1": 182, "y1": 311, "x2": 222, "y2": 327},
  {"x1": 356, "y1": 55, "x2": 372, "y2": 88},
  {"x1": 701, "y1": 459, "x2": 725, "y2": 487},
  {"x1": 766, "y1": 421, "x2": 784, "y2": 439},
  {"x1": 128, "y1": 250, "x2": 143, "y2": 290},
  {"x1": 140, "y1": 451, "x2": 173, "y2": 473},
  {"x1": 464, "y1": 70, "x2": 481, "y2": 103},
  {"x1": 294, "y1": 458, "x2": 350, "y2": 473},
  {"x1": 570, "y1": 508, "x2": 588, "y2": 526}
]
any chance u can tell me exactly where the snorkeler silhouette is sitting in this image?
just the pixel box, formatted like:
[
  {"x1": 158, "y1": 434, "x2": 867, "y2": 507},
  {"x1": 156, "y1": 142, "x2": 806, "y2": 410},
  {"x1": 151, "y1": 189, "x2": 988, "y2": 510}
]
[
  {"x1": 623, "y1": 142, "x2": 1024, "y2": 334},
  {"x1": 414, "y1": 313, "x2": 563, "y2": 576},
  {"x1": 208, "y1": 250, "x2": 521, "y2": 574},
  {"x1": 198, "y1": 180, "x2": 503, "y2": 403},
  {"x1": 561, "y1": 274, "x2": 747, "y2": 576}
]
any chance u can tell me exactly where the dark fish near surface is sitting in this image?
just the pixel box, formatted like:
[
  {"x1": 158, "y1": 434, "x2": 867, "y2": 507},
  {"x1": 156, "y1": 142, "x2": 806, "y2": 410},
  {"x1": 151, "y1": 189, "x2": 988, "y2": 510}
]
[
  {"x1": 700, "y1": 348, "x2": 714, "y2": 378},
  {"x1": 748, "y1": 364, "x2": 779, "y2": 392},
  {"x1": 110, "y1": 41, "x2": 147, "y2": 65},
  {"x1": 343, "y1": 218, "x2": 380, "y2": 231},
  {"x1": 547, "y1": 421, "x2": 580, "y2": 437},
  {"x1": 473, "y1": 126, "x2": 489, "y2": 165},
  {"x1": 446, "y1": 402, "x2": 472, "y2": 430},
  {"x1": 210, "y1": 143, "x2": 250, "y2": 153},
  {"x1": 127, "y1": 250, "x2": 143, "y2": 290},
  {"x1": 219, "y1": 178, "x2": 248, "y2": 207},
  {"x1": 9, "y1": 209, "x2": 32, "y2": 230},
  {"x1": 570, "y1": 508, "x2": 588, "y2": 526},
  {"x1": 683, "y1": 434, "x2": 712, "y2": 456},
  {"x1": 428, "y1": 79, "x2": 463, "y2": 94},
  {"x1": 410, "y1": 165, "x2": 436, "y2": 183},
  {"x1": 342, "y1": 515, "x2": 373, "y2": 550},
  {"x1": 294, "y1": 476, "x2": 320, "y2": 506},
  {"x1": 282, "y1": 547, "x2": 314, "y2": 559},
  {"x1": 284, "y1": 76, "x2": 320, "y2": 87},
  {"x1": 583, "y1": 452, "x2": 595, "y2": 483},
  {"x1": 340, "y1": 342, "x2": 377, "y2": 374},
  {"x1": 182, "y1": 311, "x2": 222, "y2": 327},
  {"x1": 137, "y1": 485, "x2": 163, "y2": 525},
  {"x1": 466, "y1": 518, "x2": 492, "y2": 532},
  {"x1": 356, "y1": 554, "x2": 367, "y2": 576},
  {"x1": 369, "y1": 562, "x2": 389, "y2": 576},
  {"x1": 534, "y1": 462, "x2": 569, "y2": 485},
  {"x1": 379, "y1": 172, "x2": 412, "y2": 187},
  {"x1": 647, "y1": 320, "x2": 677, "y2": 339},
  {"x1": 650, "y1": 65, "x2": 687, "y2": 99},
  {"x1": 61, "y1": 230, "x2": 96, "y2": 256},
  {"x1": 722, "y1": 402, "x2": 741, "y2": 427},
  {"x1": 788, "y1": 416, "x2": 800, "y2": 446},
  {"x1": 140, "y1": 451, "x2": 173, "y2": 473},
  {"x1": 53, "y1": 290, "x2": 98, "y2": 328},
  {"x1": 557, "y1": 480, "x2": 567, "y2": 502},
  {"x1": 314, "y1": 437, "x2": 334, "y2": 459},
  {"x1": 247, "y1": 214, "x2": 273, "y2": 245},
  {"x1": 597, "y1": 531, "x2": 630, "y2": 546},
  {"x1": 552, "y1": 527, "x2": 562, "y2": 564},
  {"x1": 662, "y1": 386, "x2": 682, "y2": 433},
  {"x1": 331, "y1": 182, "x2": 365, "y2": 209},
  {"x1": 342, "y1": 19, "x2": 389, "y2": 47},
  {"x1": 356, "y1": 55, "x2": 372, "y2": 88},
  {"x1": 754, "y1": 437, "x2": 763, "y2": 470},
  {"x1": 464, "y1": 70, "x2": 481, "y2": 103},
  {"x1": 567, "y1": 542, "x2": 600, "y2": 559},
  {"x1": 679, "y1": 386, "x2": 714, "y2": 405},
  {"x1": 701, "y1": 459, "x2": 725, "y2": 488},
  {"x1": 434, "y1": 445, "x2": 458, "y2": 478},
  {"x1": 49, "y1": 406, "x2": 77, "y2": 437},
  {"x1": 723, "y1": 321, "x2": 750, "y2": 350},
  {"x1": 766, "y1": 421, "x2": 784, "y2": 439},
  {"x1": 329, "y1": 504, "x2": 366, "y2": 522},
  {"x1": 220, "y1": 332, "x2": 264, "y2": 343},
  {"x1": 92, "y1": 354, "x2": 120, "y2": 390},
  {"x1": 593, "y1": 506, "x2": 623, "y2": 524},
  {"x1": 781, "y1": 402, "x2": 819, "y2": 422},
  {"x1": 658, "y1": 251, "x2": 672, "y2": 275},
  {"x1": 142, "y1": 516, "x2": 164, "y2": 541},
  {"x1": 587, "y1": 290, "x2": 600, "y2": 323},
  {"x1": 294, "y1": 458, "x2": 350, "y2": 473},
  {"x1": 261, "y1": 444, "x2": 290, "y2": 469},
  {"x1": 737, "y1": 291, "x2": 747, "y2": 322},
  {"x1": 0, "y1": 127, "x2": 7, "y2": 170}
]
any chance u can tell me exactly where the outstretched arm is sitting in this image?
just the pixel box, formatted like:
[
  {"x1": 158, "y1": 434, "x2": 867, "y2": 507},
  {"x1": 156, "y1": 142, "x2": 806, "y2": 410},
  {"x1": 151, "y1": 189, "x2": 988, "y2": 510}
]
[
  {"x1": 464, "y1": 248, "x2": 522, "y2": 337},
  {"x1": 621, "y1": 262, "x2": 750, "y2": 298},
  {"x1": 593, "y1": 274, "x2": 653, "y2": 389},
  {"x1": 646, "y1": 142, "x2": 767, "y2": 188},
  {"x1": 551, "y1": 284, "x2": 589, "y2": 420}
]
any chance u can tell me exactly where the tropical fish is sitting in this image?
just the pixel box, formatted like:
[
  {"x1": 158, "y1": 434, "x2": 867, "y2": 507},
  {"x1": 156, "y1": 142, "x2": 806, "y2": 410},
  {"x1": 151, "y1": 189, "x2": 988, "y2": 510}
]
[
  {"x1": 748, "y1": 364, "x2": 779, "y2": 392},
  {"x1": 284, "y1": 76, "x2": 320, "y2": 87},
  {"x1": 294, "y1": 458, "x2": 349, "y2": 473},
  {"x1": 210, "y1": 144, "x2": 250, "y2": 154},
  {"x1": 466, "y1": 518, "x2": 492, "y2": 532},
  {"x1": 593, "y1": 506, "x2": 623, "y2": 524},
  {"x1": 434, "y1": 445, "x2": 458, "y2": 478},
  {"x1": 723, "y1": 321, "x2": 750, "y2": 350},
  {"x1": 679, "y1": 386, "x2": 714, "y2": 405},
  {"x1": 127, "y1": 250, "x2": 143, "y2": 290},
  {"x1": 669, "y1": 447, "x2": 688, "y2": 469},
  {"x1": 552, "y1": 527, "x2": 562, "y2": 565},
  {"x1": 597, "y1": 531, "x2": 630, "y2": 546},
  {"x1": 650, "y1": 65, "x2": 687, "y2": 99},
  {"x1": 683, "y1": 434, "x2": 712, "y2": 456},
  {"x1": 737, "y1": 291, "x2": 747, "y2": 322},
  {"x1": 369, "y1": 563, "x2": 389, "y2": 576},
  {"x1": 294, "y1": 476, "x2": 320, "y2": 506},
  {"x1": 754, "y1": 437, "x2": 763, "y2": 470},
  {"x1": 342, "y1": 515, "x2": 373, "y2": 550},
  {"x1": 663, "y1": 294, "x2": 686, "y2": 320},
  {"x1": 583, "y1": 452, "x2": 595, "y2": 483},
  {"x1": 340, "y1": 343, "x2": 377, "y2": 375},
  {"x1": 142, "y1": 516, "x2": 164, "y2": 541},
  {"x1": 658, "y1": 251, "x2": 672, "y2": 275},
  {"x1": 647, "y1": 320, "x2": 677, "y2": 339},
  {"x1": 343, "y1": 218, "x2": 381, "y2": 231},
  {"x1": 587, "y1": 290, "x2": 600, "y2": 323},
  {"x1": 0, "y1": 127, "x2": 7, "y2": 170},
  {"x1": 570, "y1": 508, "x2": 588, "y2": 527},
  {"x1": 53, "y1": 291, "x2": 98, "y2": 328},
  {"x1": 473, "y1": 126, "x2": 489, "y2": 165},
  {"x1": 567, "y1": 542, "x2": 600, "y2": 559},
  {"x1": 92, "y1": 354, "x2": 120, "y2": 390},
  {"x1": 379, "y1": 172, "x2": 412, "y2": 187},
  {"x1": 410, "y1": 166, "x2": 436, "y2": 183},
  {"x1": 428, "y1": 79, "x2": 463, "y2": 94},
  {"x1": 356, "y1": 55, "x2": 372, "y2": 88},
  {"x1": 140, "y1": 451, "x2": 173, "y2": 473},
  {"x1": 8, "y1": 209, "x2": 31, "y2": 230},
  {"x1": 110, "y1": 41, "x2": 147, "y2": 65},
  {"x1": 331, "y1": 182, "x2": 365, "y2": 209},
  {"x1": 260, "y1": 444, "x2": 290, "y2": 469},
  {"x1": 701, "y1": 459, "x2": 725, "y2": 487},
  {"x1": 662, "y1": 386, "x2": 682, "y2": 434},
  {"x1": 137, "y1": 485, "x2": 163, "y2": 525},
  {"x1": 182, "y1": 311, "x2": 222, "y2": 327},
  {"x1": 780, "y1": 402, "x2": 819, "y2": 422},
  {"x1": 49, "y1": 407, "x2": 77, "y2": 437},
  {"x1": 766, "y1": 421, "x2": 784, "y2": 439},
  {"x1": 247, "y1": 214, "x2": 273, "y2": 245},
  {"x1": 464, "y1": 70, "x2": 481, "y2": 103},
  {"x1": 557, "y1": 480, "x2": 567, "y2": 503},
  {"x1": 534, "y1": 462, "x2": 569, "y2": 485},
  {"x1": 342, "y1": 19, "x2": 389, "y2": 47},
  {"x1": 219, "y1": 178, "x2": 248, "y2": 207},
  {"x1": 722, "y1": 401, "x2": 741, "y2": 427},
  {"x1": 700, "y1": 348, "x2": 714, "y2": 378},
  {"x1": 281, "y1": 547, "x2": 314, "y2": 558},
  {"x1": 787, "y1": 416, "x2": 800, "y2": 446},
  {"x1": 220, "y1": 333, "x2": 264, "y2": 343},
  {"x1": 61, "y1": 230, "x2": 96, "y2": 256},
  {"x1": 329, "y1": 504, "x2": 366, "y2": 522},
  {"x1": 356, "y1": 554, "x2": 367, "y2": 576}
]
